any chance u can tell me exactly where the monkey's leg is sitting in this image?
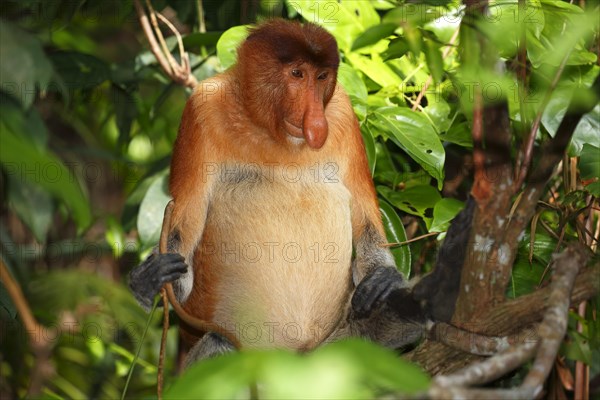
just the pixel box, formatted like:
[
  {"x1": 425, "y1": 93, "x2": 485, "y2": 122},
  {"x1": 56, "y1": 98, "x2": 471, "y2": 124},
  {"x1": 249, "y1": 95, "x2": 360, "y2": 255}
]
[
  {"x1": 327, "y1": 284, "x2": 427, "y2": 349},
  {"x1": 184, "y1": 332, "x2": 236, "y2": 367}
]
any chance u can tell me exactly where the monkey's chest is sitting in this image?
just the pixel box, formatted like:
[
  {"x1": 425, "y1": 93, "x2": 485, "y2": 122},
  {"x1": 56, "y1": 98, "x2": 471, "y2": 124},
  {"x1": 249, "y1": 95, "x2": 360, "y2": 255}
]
[{"x1": 198, "y1": 165, "x2": 353, "y2": 350}]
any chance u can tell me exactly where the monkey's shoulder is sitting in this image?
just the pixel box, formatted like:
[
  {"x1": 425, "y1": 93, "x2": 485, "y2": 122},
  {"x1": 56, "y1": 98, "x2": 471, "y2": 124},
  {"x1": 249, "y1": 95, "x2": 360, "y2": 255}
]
[{"x1": 188, "y1": 74, "x2": 240, "y2": 115}]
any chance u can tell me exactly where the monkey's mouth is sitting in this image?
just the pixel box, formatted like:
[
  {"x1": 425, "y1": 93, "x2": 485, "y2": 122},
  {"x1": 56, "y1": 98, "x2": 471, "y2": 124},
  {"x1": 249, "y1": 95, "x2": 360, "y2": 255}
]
[{"x1": 284, "y1": 119, "x2": 304, "y2": 139}]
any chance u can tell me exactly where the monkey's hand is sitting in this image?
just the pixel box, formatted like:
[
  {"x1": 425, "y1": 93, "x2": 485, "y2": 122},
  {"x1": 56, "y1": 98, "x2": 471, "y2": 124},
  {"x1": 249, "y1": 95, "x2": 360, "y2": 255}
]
[
  {"x1": 129, "y1": 253, "x2": 187, "y2": 312},
  {"x1": 351, "y1": 266, "x2": 407, "y2": 319}
]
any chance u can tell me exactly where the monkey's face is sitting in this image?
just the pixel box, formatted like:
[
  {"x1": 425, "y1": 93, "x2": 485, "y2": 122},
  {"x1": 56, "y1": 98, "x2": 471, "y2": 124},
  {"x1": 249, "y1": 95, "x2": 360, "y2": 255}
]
[{"x1": 281, "y1": 62, "x2": 336, "y2": 149}]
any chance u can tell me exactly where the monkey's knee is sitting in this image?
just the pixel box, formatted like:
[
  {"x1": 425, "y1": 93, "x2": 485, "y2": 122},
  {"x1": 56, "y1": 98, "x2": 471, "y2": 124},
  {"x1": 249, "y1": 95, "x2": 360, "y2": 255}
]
[{"x1": 184, "y1": 332, "x2": 236, "y2": 368}]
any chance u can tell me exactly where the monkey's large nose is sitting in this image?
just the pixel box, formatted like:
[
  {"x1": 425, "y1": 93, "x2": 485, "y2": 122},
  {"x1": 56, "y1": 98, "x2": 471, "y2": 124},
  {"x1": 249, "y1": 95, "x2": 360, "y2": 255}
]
[{"x1": 303, "y1": 101, "x2": 328, "y2": 149}]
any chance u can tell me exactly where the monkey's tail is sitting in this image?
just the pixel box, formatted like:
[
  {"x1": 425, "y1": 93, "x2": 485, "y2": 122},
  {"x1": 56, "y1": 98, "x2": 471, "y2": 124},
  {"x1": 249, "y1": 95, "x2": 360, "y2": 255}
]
[
  {"x1": 156, "y1": 201, "x2": 242, "y2": 396},
  {"x1": 159, "y1": 201, "x2": 242, "y2": 348}
]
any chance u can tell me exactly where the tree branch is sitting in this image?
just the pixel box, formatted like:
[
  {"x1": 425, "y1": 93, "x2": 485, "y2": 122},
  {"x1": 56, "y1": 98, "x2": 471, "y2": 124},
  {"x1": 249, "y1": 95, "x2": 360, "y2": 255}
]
[
  {"x1": 407, "y1": 262, "x2": 599, "y2": 375},
  {"x1": 429, "y1": 243, "x2": 590, "y2": 399}
]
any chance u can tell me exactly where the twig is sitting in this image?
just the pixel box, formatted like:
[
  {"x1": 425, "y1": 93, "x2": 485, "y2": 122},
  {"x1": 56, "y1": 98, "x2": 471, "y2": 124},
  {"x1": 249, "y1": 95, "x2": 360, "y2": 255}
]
[
  {"x1": 383, "y1": 231, "x2": 439, "y2": 248},
  {"x1": 157, "y1": 201, "x2": 174, "y2": 399},
  {"x1": 134, "y1": 0, "x2": 198, "y2": 88},
  {"x1": 0, "y1": 259, "x2": 54, "y2": 396},
  {"x1": 196, "y1": 0, "x2": 206, "y2": 33},
  {"x1": 145, "y1": 0, "x2": 176, "y2": 75},
  {"x1": 156, "y1": 12, "x2": 189, "y2": 74},
  {"x1": 157, "y1": 288, "x2": 169, "y2": 400},
  {"x1": 574, "y1": 301, "x2": 588, "y2": 400}
]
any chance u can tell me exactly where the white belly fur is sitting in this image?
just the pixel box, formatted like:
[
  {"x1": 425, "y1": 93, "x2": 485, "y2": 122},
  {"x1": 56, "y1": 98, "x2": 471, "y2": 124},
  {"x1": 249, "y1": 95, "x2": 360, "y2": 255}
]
[{"x1": 200, "y1": 165, "x2": 353, "y2": 350}]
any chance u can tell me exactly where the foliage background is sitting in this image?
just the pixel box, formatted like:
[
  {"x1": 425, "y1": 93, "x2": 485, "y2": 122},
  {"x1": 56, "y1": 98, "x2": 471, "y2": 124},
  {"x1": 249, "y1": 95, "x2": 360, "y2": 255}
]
[{"x1": 0, "y1": 0, "x2": 598, "y2": 398}]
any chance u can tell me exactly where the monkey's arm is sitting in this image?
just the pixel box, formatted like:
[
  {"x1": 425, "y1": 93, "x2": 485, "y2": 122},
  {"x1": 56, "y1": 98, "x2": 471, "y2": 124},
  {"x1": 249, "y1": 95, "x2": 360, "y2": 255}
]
[
  {"x1": 129, "y1": 92, "x2": 214, "y2": 310},
  {"x1": 334, "y1": 96, "x2": 407, "y2": 318}
]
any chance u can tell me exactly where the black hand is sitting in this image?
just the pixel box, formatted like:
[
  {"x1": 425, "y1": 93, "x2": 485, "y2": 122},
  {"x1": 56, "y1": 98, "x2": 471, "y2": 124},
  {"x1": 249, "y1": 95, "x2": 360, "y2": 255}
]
[
  {"x1": 129, "y1": 253, "x2": 187, "y2": 311},
  {"x1": 352, "y1": 266, "x2": 405, "y2": 319}
]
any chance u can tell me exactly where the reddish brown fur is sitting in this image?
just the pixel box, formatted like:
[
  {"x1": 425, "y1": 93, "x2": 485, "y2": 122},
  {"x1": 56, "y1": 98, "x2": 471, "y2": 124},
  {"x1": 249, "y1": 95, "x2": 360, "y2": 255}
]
[{"x1": 169, "y1": 20, "x2": 386, "y2": 348}]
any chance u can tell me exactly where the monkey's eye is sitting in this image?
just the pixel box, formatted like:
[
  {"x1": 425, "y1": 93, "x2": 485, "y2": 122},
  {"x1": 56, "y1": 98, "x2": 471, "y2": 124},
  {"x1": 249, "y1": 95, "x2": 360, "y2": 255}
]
[
  {"x1": 317, "y1": 72, "x2": 328, "y2": 80},
  {"x1": 291, "y1": 69, "x2": 303, "y2": 78}
]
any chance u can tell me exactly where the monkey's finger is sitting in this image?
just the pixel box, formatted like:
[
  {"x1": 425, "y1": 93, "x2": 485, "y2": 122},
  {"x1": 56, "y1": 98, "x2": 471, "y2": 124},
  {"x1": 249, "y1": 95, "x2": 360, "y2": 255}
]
[
  {"x1": 159, "y1": 271, "x2": 186, "y2": 285},
  {"x1": 159, "y1": 253, "x2": 186, "y2": 263},
  {"x1": 160, "y1": 262, "x2": 188, "y2": 276}
]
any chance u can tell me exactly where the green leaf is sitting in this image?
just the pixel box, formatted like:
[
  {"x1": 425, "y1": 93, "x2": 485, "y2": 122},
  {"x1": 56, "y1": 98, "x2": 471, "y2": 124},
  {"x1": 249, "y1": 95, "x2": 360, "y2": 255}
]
[
  {"x1": 518, "y1": 233, "x2": 556, "y2": 266},
  {"x1": 0, "y1": 19, "x2": 54, "y2": 108},
  {"x1": 166, "y1": 339, "x2": 429, "y2": 399},
  {"x1": 137, "y1": 174, "x2": 171, "y2": 248},
  {"x1": 378, "y1": 185, "x2": 441, "y2": 224},
  {"x1": 562, "y1": 330, "x2": 592, "y2": 364},
  {"x1": 508, "y1": 258, "x2": 545, "y2": 298},
  {"x1": 0, "y1": 121, "x2": 92, "y2": 231},
  {"x1": 424, "y1": 97, "x2": 452, "y2": 134},
  {"x1": 580, "y1": 143, "x2": 600, "y2": 196},
  {"x1": 440, "y1": 120, "x2": 473, "y2": 148},
  {"x1": 49, "y1": 51, "x2": 109, "y2": 89},
  {"x1": 383, "y1": 4, "x2": 440, "y2": 27},
  {"x1": 424, "y1": 39, "x2": 444, "y2": 84},
  {"x1": 380, "y1": 200, "x2": 411, "y2": 277},
  {"x1": 111, "y1": 85, "x2": 139, "y2": 149},
  {"x1": 580, "y1": 144, "x2": 600, "y2": 179},
  {"x1": 7, "y1": 176, "x2": 53, "y2": 243},
  {"x1": 542, "y1": 94, "x2": 600, "y2": 156},
  {"x1": 429, "y1": 198, "x2": 463, "y2": 233},
  {"x1": 570, "y1": 105, "x2": 600, "y2": 156},
  {"x1": 360, "y1": 125, "x2": 377, "y2": 176},
  {"x1": 370, "y1": 107, "x2": 445, "y2": 188},
  {"x1": 182, "y1": 31, "x2": 224, "y2": 48},
  {"x1": 382, "y1": 37, "x2": 410, "y2": 61},
  {"x1": 352, "y1": 23, "x2": 397, "y2": 50},
  {"x1": 292, "y1": 1, "x2": 380, "y2": 51},
  {"x1": 346, "y1": 53, "x2": 402, "y2": 87},
  {"x1": 216, "y1": 25, "x2": 249, "y2": 70},
  {"x1": 338, "y1": 63, "x2": 368, "y2": 121}
]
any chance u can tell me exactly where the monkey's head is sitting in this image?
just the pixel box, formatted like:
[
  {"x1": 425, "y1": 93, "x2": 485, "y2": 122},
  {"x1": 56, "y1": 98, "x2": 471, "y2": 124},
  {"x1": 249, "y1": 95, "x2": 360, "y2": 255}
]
[{"x1": 236, "y1": 19, "x2": 339, "y2": 150}]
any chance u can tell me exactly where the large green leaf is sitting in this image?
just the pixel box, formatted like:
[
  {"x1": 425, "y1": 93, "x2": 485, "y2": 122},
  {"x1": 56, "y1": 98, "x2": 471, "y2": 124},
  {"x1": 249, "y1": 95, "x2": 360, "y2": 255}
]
[
  {"x1": 137, "y1": 174, "x2": 171, "y2": 248},
  {"x1": 346, "y1": 53, "x2": 403, "y2": 88},
  {"x1": 292, "y1": 1, "x2": 380, "y2": 52},
  {"x1": 337, "y1": 63, "x2": 368, "y2": 121},
  {"x1": 0, "y1": 19, "x2": 53, "y2": 108},
  {"x1": 352, "y1": 23, "x2": 397, "y2": 50},
  {"x1": 0, "y1": 121, "x2": 92, "y2": 231},
  {"x1": 542, "y1": 93, "x2": 600, "y2": 156},
  {"x1": 216, "y1": 25, "x2": 249, "y2": 70},
  {"x1": 429, "y1": 198, "x2": 463, "y2": 233},
  {"x1": 370, "y1": 107, "x2": 445, "y2": 188},
  {"x1": 378, "y1": 185, "x2": 441, "y2": 227},
  {"x1": 166, "y1": 339, "x2": 429, "y2": 399},
  {"x1": 380, "y1": 200, "x2": 411, "y2": 277}
]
